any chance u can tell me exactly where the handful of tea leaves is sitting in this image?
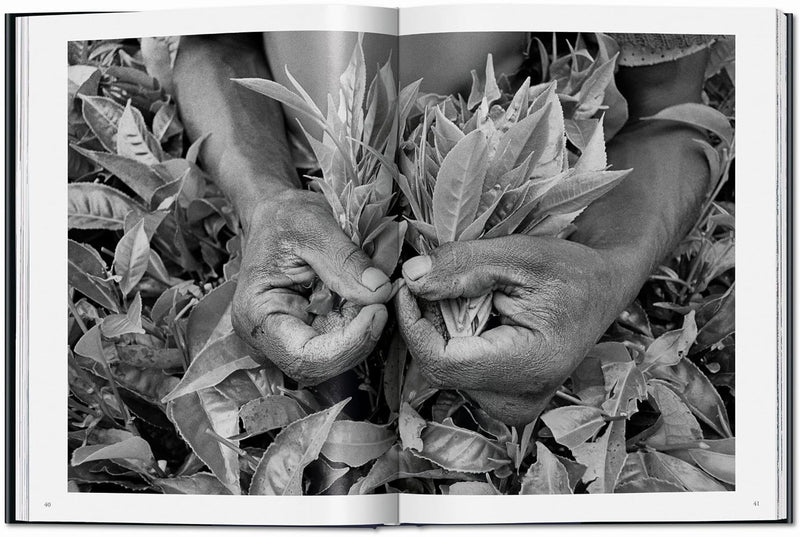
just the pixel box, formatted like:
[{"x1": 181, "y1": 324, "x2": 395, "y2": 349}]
[
  {"x1": 398, "y1": 51, "x2": 631, "y2": 338},
  {"x1": 234, "y1": 35, "x2": 406, "y2": 316}
]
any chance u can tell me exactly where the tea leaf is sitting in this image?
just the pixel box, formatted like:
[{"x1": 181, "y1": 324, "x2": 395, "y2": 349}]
[
  {"x1": 79, "y1": 95, "x2": 124, "y2": 152},
  {"x1": 642, "y1": 103, "x2": 733, "y2": 148},
  {"x1": 348, "y1": 444, "x2": 451, "y2": 495},
  {"x1": 115, "y1": 344, "x2": 184, "y2": 370},
  {"x1": 101, "y1": 292, "x2": 145, "y2": 338},
  {"x1": 249, "y1": 399, "x2": 348, "y2": 495},
  {"x1": 467, "y1": 69, "x2": 483, "y2": 109},
  {"x1": 688, "y1": 448, "x2": 735, "y2": 484},
  {"x1": 432, "y1": 130, "x2": 489, "y2": 243},
  {"x1": 447, "y1": 481, "x2": 498, "y2": 495},
  {"x1": 464, "y1": 406, "x2": 512, "y2": 443},
  {"x1": 152, "y1": 101, "x2": 180, "y2": 142},
  {"x1": 68, "y1": 240, "x2": 119, "y2": 312},
  {"x1": 321, "y1": 420, "x2": 395, "y2": 467},
  {"x1": 363, "y1": 57, "x2": 396, "y2": 148},
  {"x1": 68, "y1": 65, "x2": 100, "y2": 101},
  {"x1": 369, "y1": 220, "x2": 407, "y2": 275},
  {"x1": 483, "y1": 54, "x2": 502, "y2": 105},
  {"x1": 234, "y1": 77, "x2": 326, "y2": 128},
  {"x1": 306, "y1": 458, "x2": 350, "y2": 495},
  {"x1": 555, "y1": 455, "x2": 588, "y2": 490},
  {"x1": 541, "y1": 405, "x2": 606, "y2": 450},
  {"x1": 573, "y1": 116, "x2": 606, "y2": 172},
  {"x1": 615, "y1": 477, "x2": 684, "y2": 493},
  {"x1": 215, "y1": 367, "x2": 279, "y2": 407},
  {"x1": 574, "y1": 55, "x2": 617, "y2": 119},
  {"x1": 186, "y1": 281, "x2": 237, "y2": 360},
  {"x1": 116, "y1": 102, "x2": 162, "y2": 165},
  {"x1": 433, "y1": 106, "x2": 465, "y2": 160},
  {"x1": 338, "y1": 33, "x2": 366, "y2": 146},
  {"x1": 71, "y1": 435, "x2": 154, "y2": 466},
  {"x1": 645, "y1": 381, "x2": 703, "y2": 448},
  {"x1": 113, "y1": 218, "x2": 150, "y2": 295},
  {"x1": 459, "y1": 186, "x2": 508, "y2": 241},
  {"x1": 399, "y1": 401, "x2": 426, "y2": 451},
  {"x1": 535, "y1": 169, "x2": 628, "y2": 217},
  {"x1": 486, "y1": 102, "x2": 547, "y2": 185},
  {"x1": 695, "y1": 285, "x2": 735, "y2": 351},
  {"x1": 649, "y1": 358, "x2": 732, "y2": 438},
  {"x1": 520, "y1": 442, "x2": 572, "y2": 494},
  {"x1": 565, "y1": 118, "x2": 600, "y2": 151},
  {"x1": 600, "y1": 360, "x2": 647, "y2": 418},
  {"x1": 154, "y1": 472, "x2": 233, "y2": 495},
  {"x1": 399, "y1": 79, "x2": 422, "y2": 128},
  {"x1": 641, "y1": 311, "x2": 698, "y2": 372},
  {"x1": 414, "y1": 420, "x2": 510, "y2": 473},
  {"x1": 572, "y1": 418, "x2": 626, "y2": 493},
  {"x1": 482, "y1": 197, "x2": 539, "y2": 240},
  {"x1": 68, "y1": 183, "x2": 140, "y2": 230},
  {"x1": 163, "y1": 332, "x2": 260, "y2": 402},
  {"x1": 638, "y1": 451, "x2": 726, "y2": 492},
  {"x1": 168, "y1": 388, "x2": 241, "y2": 494},
  {"x1": 74, "y1": 325, "x2": 111, "y2": 365},
  {"x1": 239, "y1": 395, "x2": 306, "y2": 436}
]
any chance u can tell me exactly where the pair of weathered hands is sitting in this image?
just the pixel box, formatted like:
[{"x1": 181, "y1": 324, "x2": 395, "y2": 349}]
[{"x1": 232, "y1": 188, "x2": 623, "y2": 426}]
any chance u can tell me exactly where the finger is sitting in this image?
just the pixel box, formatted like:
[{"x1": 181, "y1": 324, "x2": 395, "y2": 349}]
[
  {"x1": 402, "y1": 238, "x2": 528, "y2": 301},
  {"x1": 300, "y1": 225, "x2": 392, "y2": 305},
  {"x1": 256, "y1": 303, "x2": 387, "y2": 385},
  {"x1": 234, "y1": 283, "x2": 312, "y2": 329},
  {"x1": 396, "y1": 286, "x2": 538, "y2": 392},
  {"x1": 395, "y1": 285, "x2": 491, "y2": 388},
  {"x1": 492, "y1": 291, "x2": 553, "y2": 329}
]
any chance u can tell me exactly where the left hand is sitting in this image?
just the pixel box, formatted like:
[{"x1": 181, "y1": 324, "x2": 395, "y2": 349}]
[{"x1": 395, "y1": 234, "x2": 627, "y2": 427}]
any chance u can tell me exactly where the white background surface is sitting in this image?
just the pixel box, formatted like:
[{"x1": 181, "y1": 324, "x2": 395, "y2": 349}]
[{"x1": 2, "y1": 0, "x2": 797, "y2": 535}]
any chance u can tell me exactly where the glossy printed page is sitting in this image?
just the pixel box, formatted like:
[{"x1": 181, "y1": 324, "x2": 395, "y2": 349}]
[
  {"x1": 67, "y1": 30, "x2": 403, "y2": 498},
  {"x1": 23, "y1": 1, "x2": 782, "y2": 527},
  {"x1": 29, "y1": 4, "x2": 400, "y2": 525},
  {"x1": 65, "y1": 22, "x2": 738, "y2": 502},
  {"x1": 396, "y1": 3, "x2": 781, "y2": 524}
]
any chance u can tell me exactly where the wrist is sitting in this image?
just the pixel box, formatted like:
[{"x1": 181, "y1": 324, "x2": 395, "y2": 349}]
[
  {"x1": 595, "y1": 241, "x2": 658, "y2": 312},
  {"x1": 233, "y1": 182, "x2": 298, "y2": 235}
]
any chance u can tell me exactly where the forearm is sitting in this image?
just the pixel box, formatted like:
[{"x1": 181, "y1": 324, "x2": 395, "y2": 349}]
[
  {"x1": 570, "y1": 121, "x2": 710, "y2": 306},
  {"x1": 173, "y1": 34, "x2": 298, "y2": 229}
]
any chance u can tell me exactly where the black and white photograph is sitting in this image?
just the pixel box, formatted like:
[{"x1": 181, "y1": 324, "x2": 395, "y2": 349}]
[{"x1": 63, "y1": 26, "x2": 739, "y2": 499}]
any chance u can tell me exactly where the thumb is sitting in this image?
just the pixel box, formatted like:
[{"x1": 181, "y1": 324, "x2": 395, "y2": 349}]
[
  {"x1": 402, "y1": 238, "x2": 523, "y2": 301},
  {"x1": 301, "y1": 227, "x2": 392, "y2": 305}
]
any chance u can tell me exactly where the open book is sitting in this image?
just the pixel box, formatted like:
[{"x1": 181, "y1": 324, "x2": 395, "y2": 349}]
[{"x1": 7, "y1": 3, "x2": 792, "y2": 526}]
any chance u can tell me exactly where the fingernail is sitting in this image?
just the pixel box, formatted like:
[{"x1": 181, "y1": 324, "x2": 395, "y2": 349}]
[
  {"x1": 403, "y1": 256, "x2": 431, "y2": 281},
  {"x1": 361, "y1": 267, "x2": 389, "y2": 292}
]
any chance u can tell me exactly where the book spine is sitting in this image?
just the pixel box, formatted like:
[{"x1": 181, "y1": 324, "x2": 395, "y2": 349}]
[{"x1": 4, "y1": 12, "x2": 18, "y2": 525}]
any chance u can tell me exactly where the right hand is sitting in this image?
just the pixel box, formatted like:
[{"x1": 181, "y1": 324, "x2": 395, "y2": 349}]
[{"x1": 232, "y1": 189, "x2": 392, "y2": 385}]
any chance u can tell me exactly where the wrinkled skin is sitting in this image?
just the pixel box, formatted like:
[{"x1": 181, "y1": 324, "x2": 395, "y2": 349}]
[
  {"x1": 395, "y1": 236, "x2": 624, "y2": 427},
  {"x1": 232, "y1": 189, "x2": 392, "y2": 385},
  {"x1": 175, "y1": 33, "x2": 710, "y2": 422}
]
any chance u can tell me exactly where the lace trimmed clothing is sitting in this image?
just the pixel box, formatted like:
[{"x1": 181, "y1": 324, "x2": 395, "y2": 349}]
[{"x1": 609, "y1": 33, "x2": 724, "y2": 67}]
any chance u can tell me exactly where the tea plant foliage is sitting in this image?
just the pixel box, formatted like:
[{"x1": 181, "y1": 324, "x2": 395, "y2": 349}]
[{"x1": 66, "y1": 33, "x2": 735, "y2": 496}]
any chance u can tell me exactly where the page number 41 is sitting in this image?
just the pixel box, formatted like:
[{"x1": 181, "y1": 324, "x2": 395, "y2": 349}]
[{"x1": 753, "y1": 501, "x2": 760, "y2": 507}]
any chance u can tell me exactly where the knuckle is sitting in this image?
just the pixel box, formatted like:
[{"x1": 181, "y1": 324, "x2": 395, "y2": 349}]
[
  {"x1": 419, "y1": 360, "x2": 450, "y2": 388},
  {"x1": 331, "y1": 242, "x2": 363, "y2": 271}
]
